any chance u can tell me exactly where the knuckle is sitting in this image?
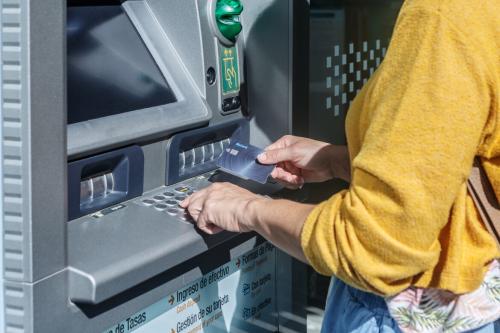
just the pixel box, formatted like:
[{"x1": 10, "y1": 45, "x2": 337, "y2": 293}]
[
  {"x1": 268, "y1": 150, "x2": 278, "y2": 159},
  {"x1": 204, "y1": 212, "x2": 214, "y2": 224},
  {"x1": 196, "y1": 215, "x2": 206, "y2": 226}
]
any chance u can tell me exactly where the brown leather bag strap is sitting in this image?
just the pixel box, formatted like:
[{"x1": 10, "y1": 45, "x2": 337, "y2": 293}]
[{"x1": 467, "y1": 158, "x2": 500, "y2": 251}]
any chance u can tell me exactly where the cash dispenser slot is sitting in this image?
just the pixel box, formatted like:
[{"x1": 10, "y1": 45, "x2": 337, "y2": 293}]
[{"x1": 68, "y1": 146, "x2": 144, "y2": 220}]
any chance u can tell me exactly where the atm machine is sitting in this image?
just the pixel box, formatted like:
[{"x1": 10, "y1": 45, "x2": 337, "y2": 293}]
[{"x1": 0, "y1": 0, "x2": 307, "y2": 332}]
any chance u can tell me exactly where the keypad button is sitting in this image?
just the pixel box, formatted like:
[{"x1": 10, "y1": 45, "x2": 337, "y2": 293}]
[
  {"x1": 163, "y1": 191, "x2": 175, "y2": 197},
  {"x1": 142, "y1": 199, "x2": 155, "y2": 206},
  {"x1": 165, "y1": 200, "x2": 178, "y2": 207},
  {"x1": 154, "y1": 204, "x2": 168, "y2": 211},
  {"x1": 175, "y1": 195, "x2": 187, "y2": 202},
  {"x1": 153, "y1": 195, "x2": 166, "y2": 201},
  {"x1": 187, "y1": 190, "x2": 194, "y2": 195},
  {"x1": 167, "y1": 208, "x2": 178, "y2": 216},
  {"x1": 175, "y1": 186, "x2": 191, "y2": 194}
]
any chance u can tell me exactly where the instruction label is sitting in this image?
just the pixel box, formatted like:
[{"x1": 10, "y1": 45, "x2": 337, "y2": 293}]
[
  {"x1": 219, "y1": 46, "x2": 240, "y2": 95},
  {"x1": 102, "y1": 242, "x2": 277, "y2": 333}
]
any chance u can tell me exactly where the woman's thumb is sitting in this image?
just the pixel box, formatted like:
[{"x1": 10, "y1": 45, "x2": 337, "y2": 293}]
[{"x1": 258, "y1": 148, "x2": 292, "y2": 164}]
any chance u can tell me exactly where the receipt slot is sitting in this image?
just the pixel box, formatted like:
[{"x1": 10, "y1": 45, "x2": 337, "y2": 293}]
[{"x1": 0, "y1": 0, "x2": 303, "y2": 332}]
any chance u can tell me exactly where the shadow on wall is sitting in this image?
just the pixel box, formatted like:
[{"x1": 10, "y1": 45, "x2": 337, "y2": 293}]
[{"x1": 242, "y1": 0, "x2": 292, "y2": 146}]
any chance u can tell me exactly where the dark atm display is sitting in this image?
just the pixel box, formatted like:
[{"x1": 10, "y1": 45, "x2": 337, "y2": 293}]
[{"x1": 67, "y1": 5, "x2": 177, "y2": 124}]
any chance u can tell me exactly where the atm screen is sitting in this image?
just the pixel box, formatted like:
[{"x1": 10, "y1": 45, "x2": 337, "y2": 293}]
[{"x1": 67, "y1": 5, "x2": 177, "y2": 124}]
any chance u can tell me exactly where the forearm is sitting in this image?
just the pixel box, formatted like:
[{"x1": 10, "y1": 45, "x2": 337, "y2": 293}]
[{"x1": 248, "y1": 197, "x2": 315, "y2": 263}]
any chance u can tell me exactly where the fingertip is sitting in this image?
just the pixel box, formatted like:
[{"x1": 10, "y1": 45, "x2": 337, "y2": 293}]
[
  {"x1": 211, "y1": 226, "x2": 224, "y2": 234},
  {"x1": 270, "y1": 168, "x2": 279, "y2": 178},
  {"x1": 257, "y1": 153, "x2": 267, "y2": 163},
  {"x1": 287, "y1": 174, "x2": 305, "y2": 187},
  {"x1": 199, "y1": 224, "x2": 222, "y2": 235},
  {"x1": 286, "y1": 173, "x2": 296, "y2": 183},
  {"x1": 201, "y1": 227, "x2": 215, "y2": 235}
]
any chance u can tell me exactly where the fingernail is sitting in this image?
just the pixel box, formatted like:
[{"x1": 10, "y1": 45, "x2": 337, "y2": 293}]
[{"x1": 258, "y1": 153, "x2": 266, "y2": 161}]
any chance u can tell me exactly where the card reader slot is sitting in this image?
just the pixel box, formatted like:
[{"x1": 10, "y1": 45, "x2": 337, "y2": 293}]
[{"x1": 166, "y1": 119, "x2": 249, "y2": 185}]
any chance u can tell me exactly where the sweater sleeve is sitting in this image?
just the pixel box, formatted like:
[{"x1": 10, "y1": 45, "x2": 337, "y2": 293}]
[{"x1": 301, "y1": 6, "x2": 493, "y2": 296}]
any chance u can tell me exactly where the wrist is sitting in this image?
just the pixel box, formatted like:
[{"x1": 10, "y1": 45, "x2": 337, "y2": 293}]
[
  {"x1": 243, "y1": 196, "x2": 269, "y2": 232},
  {"x1": 328, "y1": 145, "x2": 351, "y2": 182},
  {"x1": 326, "y1": 144, "x2": 338, "y2": 180}
]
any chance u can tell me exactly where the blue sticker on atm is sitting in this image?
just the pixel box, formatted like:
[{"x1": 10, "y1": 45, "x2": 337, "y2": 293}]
[{"x1": 216, "y1": 141, "x2": 275, "y2": 184}]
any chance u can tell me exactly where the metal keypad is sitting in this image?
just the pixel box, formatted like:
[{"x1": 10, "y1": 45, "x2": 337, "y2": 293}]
[
  {"x1": 135, "y1": 170, "x2": 220, "y2": 224},
  {"x1": 136, "y1": 182, "x2": 205, "y2": 224}
]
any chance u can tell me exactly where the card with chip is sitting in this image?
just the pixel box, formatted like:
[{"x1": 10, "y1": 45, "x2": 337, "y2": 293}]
[{"x1": 216, "y1": 142, "x2": 275, "y2": 184}]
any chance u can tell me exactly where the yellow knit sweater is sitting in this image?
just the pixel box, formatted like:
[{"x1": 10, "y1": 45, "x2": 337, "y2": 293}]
[{"x1": 301, "y1": 0, "x2": 500, "y2": 296}]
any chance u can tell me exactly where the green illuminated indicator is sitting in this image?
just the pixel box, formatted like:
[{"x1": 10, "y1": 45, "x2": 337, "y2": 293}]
[
  {"x1": 220, "y1": 46, "x2": 239, "y2": 95},
  {"x1": 215, "y1": 0, "x2": 243, "y2": 42}
]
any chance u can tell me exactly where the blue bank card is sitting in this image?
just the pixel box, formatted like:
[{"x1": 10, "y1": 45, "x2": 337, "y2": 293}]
[{"x1": 216, "y1": 142, "x2": 275, "y2": 184}]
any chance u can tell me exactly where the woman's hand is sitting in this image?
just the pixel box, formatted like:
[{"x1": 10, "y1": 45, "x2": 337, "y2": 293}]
[
  {"x1": 258, "y1": 135, "x2": 350, "y2": 188},
  {"x1": 180, "y1": 181, "x2": 314, "y2": 263},
  {"x1": 180, "y1": 182, "x2": 264, "y2": 234}
]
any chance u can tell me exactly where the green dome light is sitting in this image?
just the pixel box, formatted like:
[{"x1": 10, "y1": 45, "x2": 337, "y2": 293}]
[{"x1": 215, "y1": 0, "x2": 244, "y2": 42}]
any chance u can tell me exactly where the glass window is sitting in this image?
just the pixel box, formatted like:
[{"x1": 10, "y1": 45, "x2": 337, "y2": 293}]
[{"x1": 309, "y1": 0, "x2": 403, "y2": 143}]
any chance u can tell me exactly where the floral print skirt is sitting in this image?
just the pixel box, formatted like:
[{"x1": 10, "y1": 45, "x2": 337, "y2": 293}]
[
  {"x1": 387, "y1": 260, "x2": 500, "y2": 333},
  {"x1": 320, "y1": 260, "x2": 500, "y2": 333}
]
